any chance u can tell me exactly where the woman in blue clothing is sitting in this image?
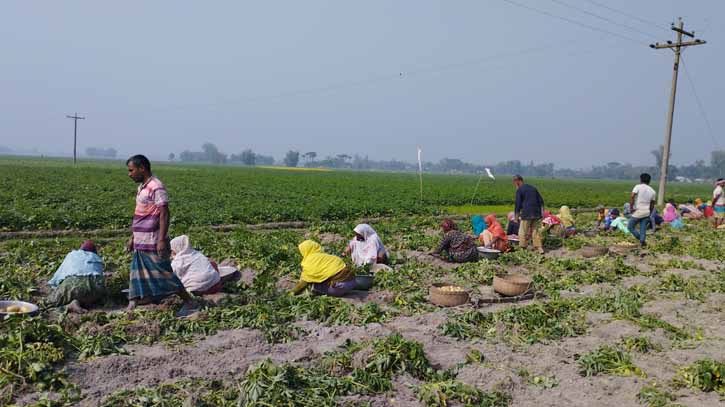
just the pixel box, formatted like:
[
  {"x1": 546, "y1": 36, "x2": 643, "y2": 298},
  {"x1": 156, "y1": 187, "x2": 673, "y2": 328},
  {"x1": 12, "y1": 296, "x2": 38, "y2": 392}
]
[
  {"x1": 471, "y1": 215, "x2": 488, "y2": 245},
  {"x1": 48, "y1": 240, "x2": 106, "y2": 313}
]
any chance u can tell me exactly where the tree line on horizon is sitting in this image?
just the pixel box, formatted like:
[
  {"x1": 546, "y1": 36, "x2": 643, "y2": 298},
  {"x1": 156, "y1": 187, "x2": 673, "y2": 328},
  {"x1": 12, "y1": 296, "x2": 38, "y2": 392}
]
[{"x1": 167, "y1": 142, "x2": 725, "y2": 181}]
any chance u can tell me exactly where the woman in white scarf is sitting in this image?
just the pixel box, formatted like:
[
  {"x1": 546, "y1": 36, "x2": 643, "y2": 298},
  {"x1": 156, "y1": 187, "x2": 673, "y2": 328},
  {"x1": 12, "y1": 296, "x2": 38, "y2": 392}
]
[
  {"x1": 343, "y1": 224, "x2": 388, "y2": 266},
  {"x1": 170, "y1": 235, "x2": 221, "y2": 295}
]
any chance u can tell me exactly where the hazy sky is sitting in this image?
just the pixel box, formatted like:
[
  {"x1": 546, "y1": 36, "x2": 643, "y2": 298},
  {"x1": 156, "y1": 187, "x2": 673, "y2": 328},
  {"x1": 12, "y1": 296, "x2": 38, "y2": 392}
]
[{"x1": 1, "y1": 1, "x2": 721, "y2": 168}]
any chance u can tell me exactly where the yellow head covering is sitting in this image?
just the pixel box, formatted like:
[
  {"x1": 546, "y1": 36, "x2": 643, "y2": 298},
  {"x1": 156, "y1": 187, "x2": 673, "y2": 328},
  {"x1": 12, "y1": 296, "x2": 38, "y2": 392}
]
[
  {"x1": 558, "y1": 206, "x2": 575, "y2": 228},
  {"x1": 695, "y1": 198, "x2": 703, "y2": 207},
  {"x1": 298, "y1": 240, "x2": 346, "y2": 283}
]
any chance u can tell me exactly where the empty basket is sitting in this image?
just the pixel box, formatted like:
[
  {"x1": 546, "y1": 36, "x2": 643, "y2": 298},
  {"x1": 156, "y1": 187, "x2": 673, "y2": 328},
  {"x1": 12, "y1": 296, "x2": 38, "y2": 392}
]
[{"x1": 493, "y1": 275, "x2": 532, "y2": 297}]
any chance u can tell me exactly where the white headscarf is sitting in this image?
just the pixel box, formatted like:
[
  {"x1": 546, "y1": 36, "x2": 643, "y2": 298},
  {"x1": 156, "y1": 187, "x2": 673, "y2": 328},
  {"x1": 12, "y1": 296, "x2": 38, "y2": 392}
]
[
  {"x1": 350, "y1": 224, "x2": 386, "y2": 266},
  {"x1": 170, "y1": 235, "x2": 220, "y2": 293}
]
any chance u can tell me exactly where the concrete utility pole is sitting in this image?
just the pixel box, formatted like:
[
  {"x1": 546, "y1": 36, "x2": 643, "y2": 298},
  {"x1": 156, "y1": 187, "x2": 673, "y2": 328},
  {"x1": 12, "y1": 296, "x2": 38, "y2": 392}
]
[
  {"x1": 650, "y1": 18, "x2": 706, "y2": 206},
  {"x1": 66, "y1": 113, "x2": 85, "y2": 165}
]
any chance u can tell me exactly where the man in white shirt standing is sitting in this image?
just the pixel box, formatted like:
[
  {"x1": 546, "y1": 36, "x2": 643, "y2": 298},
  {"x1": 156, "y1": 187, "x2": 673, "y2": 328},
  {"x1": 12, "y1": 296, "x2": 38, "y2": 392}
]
[
  {"x1": 712, "y1": 178, "x2": 725, "y2": 228},
  {"x1": 628, "y1": 173, "x2": 657, "y2": 247}
]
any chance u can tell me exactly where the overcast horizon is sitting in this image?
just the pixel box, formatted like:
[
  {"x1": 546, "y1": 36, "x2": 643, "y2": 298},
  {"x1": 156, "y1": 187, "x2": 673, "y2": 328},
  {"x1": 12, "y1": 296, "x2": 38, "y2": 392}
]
[{"x1": 1, "y1": 1, "x2": 722, "y2": 169}]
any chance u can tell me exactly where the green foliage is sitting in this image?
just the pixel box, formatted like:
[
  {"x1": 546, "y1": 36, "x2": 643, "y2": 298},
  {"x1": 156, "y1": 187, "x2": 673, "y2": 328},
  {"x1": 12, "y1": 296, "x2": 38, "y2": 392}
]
[
  {"x1": 2, "y1": 160, "x2": 723, "y2": 405},
  {"x1": 100, "y1": 379, "x2": 238, "y2": 407},
  {"x1": 637, "y1": 384, "x2": 681, "y2": 407},
  {"x1": 657, "y1": 274, "x2": 720, "y2": 302},
  {"x1": 533, "y1": 256, "x2": 639, "y2": 294},
  {"x1": 673, "y1": 359, "x2": 725, "y2": 394},
  {"x1": 620, "y1": 336, "x2": 662, "y2": 353},
  {"x1": 1, "y1": 158, "x2": 711, "y2": 231},
  {"x1": 419, "y1": 380, "x2": 511, "y2": 407},
  {"x1": 577, "y1": 345, "x2": 645, "y2": 377},
  {"x1": 101, "y1": 334, "x2": 498, "y2": 407},
  {"x1": 441, "y1": 299, "x2": 588, "y2": 344},
  {"x1": 0, "y1": 317, "x2": 78, "y2": 404}
]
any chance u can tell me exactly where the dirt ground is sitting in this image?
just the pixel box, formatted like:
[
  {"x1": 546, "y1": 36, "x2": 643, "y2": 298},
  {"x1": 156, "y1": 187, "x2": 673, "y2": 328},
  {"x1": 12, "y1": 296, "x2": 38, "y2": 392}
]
[{"x1": 16, "y1": 252, "x2": 725, "y2": 406}]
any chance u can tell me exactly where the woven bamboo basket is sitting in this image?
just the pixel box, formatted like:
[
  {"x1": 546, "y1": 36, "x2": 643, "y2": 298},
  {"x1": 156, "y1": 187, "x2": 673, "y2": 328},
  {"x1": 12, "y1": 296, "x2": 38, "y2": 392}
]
[
  {"x1": 579, "y1": 245, "x2": 609, "y2": 258},
  {"x1": 493, "y1": 275, "x2": 533, "y2": 297},
  {"x1": 610, "y1": 242, "x2": 639, "y2": 255},
  {"x1": 429, "y1": 283, "x2": 470, "y2": 307}
]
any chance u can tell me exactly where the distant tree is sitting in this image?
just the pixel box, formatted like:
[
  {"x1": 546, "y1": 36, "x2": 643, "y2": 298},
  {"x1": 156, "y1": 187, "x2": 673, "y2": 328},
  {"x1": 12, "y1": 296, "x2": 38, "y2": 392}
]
[
  {"x1": 352, "y1": 154, "x2": 371, "y2": 170},
  {"x1": 85, "y1": 147, "x2": 117, "y2": 158},
  {"x1": 651, "y1": 145, "x2": 664, "y2": 171},
  {"x1": 303, "y1": 152, "x2": 317, "y2": 164},
  {"x1": 284, "y1": 150, "x2": 300, "y2": 167},
  {"x1": 255, "y1": 154, "x2": 275, "y2": 165},
  {"x1": 240, "y1": 149, "x2": 256, "y2": 166},
  {"x1": 201, "y1": 142, "x2": 227, "y2": 164},
  {"x1": 439, "y1": 158, "x2": 467, "y2": 172},
  {"x1": 711, "y1": 150, "x2": 725, "y2": 177},
  {"x1": 202, "y1": 142, "x2": 219, "y2": 162},
  {"x1": 168, "y1": 153, "x2": 175, "y2": 161}
]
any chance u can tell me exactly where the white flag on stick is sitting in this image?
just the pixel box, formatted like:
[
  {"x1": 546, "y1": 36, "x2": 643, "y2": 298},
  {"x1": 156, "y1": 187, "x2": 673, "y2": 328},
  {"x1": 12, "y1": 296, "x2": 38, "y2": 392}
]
[
  {"x1": 417, "y1": 147, "x2": 423, "y2": 201},
  {"x1": 417, "y1": 147, "x2": 423, "y2": 173},
  {"x1": 485, "y1": 167, "x2": 495, "y2": 180}
]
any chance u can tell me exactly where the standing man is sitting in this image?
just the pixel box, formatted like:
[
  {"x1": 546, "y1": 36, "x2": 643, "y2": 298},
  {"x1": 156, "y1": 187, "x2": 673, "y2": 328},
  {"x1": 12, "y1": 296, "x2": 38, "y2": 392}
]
[
  {"x1": 712, "y1": 179, "x2": 725, "y2": 228},
  {"x1": 513, "y1": 175, "x2": 545, "y2": 254},
  {"x1": 126, "y1": 155, "x2": 196, "y2": 316},
  {"x1": 628, "y1": 173, "x2": 657, "y2": 247}
]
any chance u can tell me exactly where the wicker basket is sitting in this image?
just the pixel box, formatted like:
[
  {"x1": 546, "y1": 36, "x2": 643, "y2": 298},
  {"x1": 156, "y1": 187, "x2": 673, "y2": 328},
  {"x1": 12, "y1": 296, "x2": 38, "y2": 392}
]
[
  {"x1": 493, "y1": 275, "x2": 533, "y2": 297},
  {"x1": 610, "y1": 242, "x2": 638, "y2": 255},
  {"x1": 579, "y1": 245, "x2": 609, "y2": 258},
  {"x1": 429, "y1": 283, "x2": 470, "y2": 307}
]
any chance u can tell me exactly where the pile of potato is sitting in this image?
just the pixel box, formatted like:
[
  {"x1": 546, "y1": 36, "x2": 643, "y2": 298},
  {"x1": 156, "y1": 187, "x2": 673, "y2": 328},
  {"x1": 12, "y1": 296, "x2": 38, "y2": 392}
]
[
  {"x1": 0, "y1": 305, "x2": 32, "y2": 313},
  {"x1": 438, "y1": 285, "x2": 465, "y2": 293}
]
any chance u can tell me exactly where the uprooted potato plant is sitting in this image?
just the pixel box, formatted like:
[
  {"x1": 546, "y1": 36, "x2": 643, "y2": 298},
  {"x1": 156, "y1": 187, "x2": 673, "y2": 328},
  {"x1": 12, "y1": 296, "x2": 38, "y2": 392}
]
[{"x1": 2, "y1": 162, "x2": 725, "y2": 406}]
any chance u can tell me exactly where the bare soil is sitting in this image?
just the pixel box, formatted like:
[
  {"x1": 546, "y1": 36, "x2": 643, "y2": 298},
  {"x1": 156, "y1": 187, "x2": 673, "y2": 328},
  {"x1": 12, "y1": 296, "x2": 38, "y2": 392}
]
[{"x1": 16, "y1": 252, "x2": 725, "y2": 407}]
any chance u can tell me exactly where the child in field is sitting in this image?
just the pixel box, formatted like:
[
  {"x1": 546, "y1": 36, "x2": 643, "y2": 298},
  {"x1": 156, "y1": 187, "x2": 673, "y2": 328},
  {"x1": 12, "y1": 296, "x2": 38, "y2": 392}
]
[
  {"x1": 595, "y1": 205, "x2": 607, "y2": 228},
  {"x1": 608, "y1": 211, "x2": 631, "y2": 235},
  {"x1": 602, "y1": 208, "x2": 619, "y2": 231}
]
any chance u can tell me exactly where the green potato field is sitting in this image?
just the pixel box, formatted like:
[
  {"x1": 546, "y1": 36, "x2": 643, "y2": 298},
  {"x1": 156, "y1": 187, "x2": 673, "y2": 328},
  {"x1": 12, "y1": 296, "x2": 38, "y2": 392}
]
[
  {"x1": 1, "y1": 158, "x2": 723, "y2": 407},
  {"x1": 0, "y1": 158, "x2": 713, "y2": 231}
]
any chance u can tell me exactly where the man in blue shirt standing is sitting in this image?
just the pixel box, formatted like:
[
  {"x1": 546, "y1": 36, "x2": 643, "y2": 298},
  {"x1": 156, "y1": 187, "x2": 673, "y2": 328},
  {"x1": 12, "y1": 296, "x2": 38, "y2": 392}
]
[{"x1": 513, "y1": 175, "x2": 545, "y2": 254}]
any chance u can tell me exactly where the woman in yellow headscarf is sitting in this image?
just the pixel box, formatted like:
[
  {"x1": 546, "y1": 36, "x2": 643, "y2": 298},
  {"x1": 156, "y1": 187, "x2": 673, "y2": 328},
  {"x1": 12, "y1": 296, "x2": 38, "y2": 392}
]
[
  {"x1": 558, "y1": 206, "x2": 577, "y2": 236},
  {"x1": 291, "y1": 240, "x2": 356, "y2": 297}
]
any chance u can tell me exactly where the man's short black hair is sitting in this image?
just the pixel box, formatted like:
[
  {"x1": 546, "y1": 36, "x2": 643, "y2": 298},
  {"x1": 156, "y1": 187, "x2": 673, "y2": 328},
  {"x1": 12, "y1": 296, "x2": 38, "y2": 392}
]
[
  {"x1": 513, "y1": 174, "x2": 524, "y2": 182},
  {"x1": 640, "y1": 173, "x2": 651, "y2": 184},
  {"x1": 126, "y1": 155, "x2": 151, "y2": 172},
  {"x1": 718, "y1": 178, "x2": 724, "y2": 182}
]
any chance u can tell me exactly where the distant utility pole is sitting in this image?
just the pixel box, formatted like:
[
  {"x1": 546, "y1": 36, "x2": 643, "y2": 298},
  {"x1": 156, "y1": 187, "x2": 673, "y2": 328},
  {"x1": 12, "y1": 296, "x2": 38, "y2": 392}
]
[
  {"x1": 66, "y1": 113, "x2": 85, "y2": 165},
  {"x1": 650, "y1": 18, "x2": 706, "y2": 206}
]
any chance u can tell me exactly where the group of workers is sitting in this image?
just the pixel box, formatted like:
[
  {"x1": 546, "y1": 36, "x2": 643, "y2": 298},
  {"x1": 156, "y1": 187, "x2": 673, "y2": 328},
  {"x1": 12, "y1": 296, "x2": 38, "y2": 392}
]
[{"x1": 44, "y1": 159, "x2": 725, "y2": 314}]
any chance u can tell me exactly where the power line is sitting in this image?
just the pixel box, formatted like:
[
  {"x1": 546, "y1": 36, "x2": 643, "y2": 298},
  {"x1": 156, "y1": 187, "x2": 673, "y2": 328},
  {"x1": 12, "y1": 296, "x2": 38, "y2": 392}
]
[
  {"x1": 580, "y1": 0, "x2": 671, "y2": 33},
  {"x1": 103, "y1": 38, "x2": 602, "y2": 115},
  {"x1": 650, "y1": 18, "x2": 707, "y2": 206},
  {"x1": 547, "y1": 0, "x2": 660, "y2": 41},
  {"x1": 680, "y1": 55, "x2": 719, "y2": 150},
  {"x1": 499, "y1": 0, "x2": 645, "y2": 44},
  {"x1": 66, "y1": 113, "x2": 85, "y2": 166}
]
